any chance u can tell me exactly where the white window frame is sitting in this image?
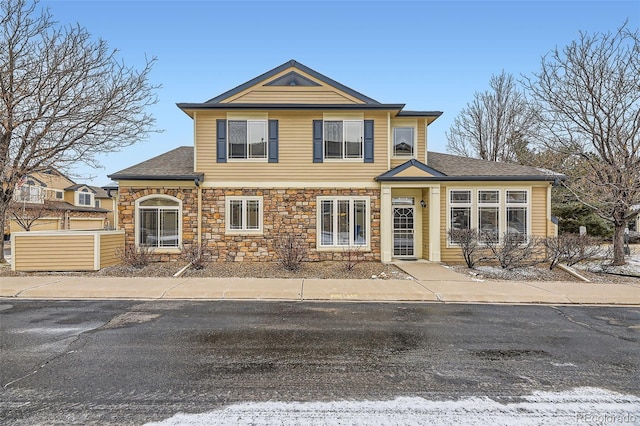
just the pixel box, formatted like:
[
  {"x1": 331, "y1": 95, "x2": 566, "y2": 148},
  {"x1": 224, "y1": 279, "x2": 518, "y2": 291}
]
[
  {"x1": 477, "y1": 190, "x2": 500, "y2": 243},
  {"x1": 77, "y1": 191, "x2": 93, "y2": 206},
  {"x1": 446, "y1": 188, "x2": 531, "y2": 247},
  {"x1": 135, "y1": 194, "x2": 182, "y2": 250},
  {"x1": 225, "y1": 196, "x2": 263, "y2": 234},
  {"x1": 227, "y1": 119, "x2": 268, "y2": 161},
  {"x1": 392, "y1": 127, "x2": 416, "y2": 158},
  {"x1": 316, "y1": 196, "x2": 370, "y2": 250},
  {"x1": 323, "y1": 120, "x2": 364, "y2": 161},
  {"x1": 448, "y1": 189, "x2": 472, "y2": 244},
  {"x1": 506, "y1": 190, "x2": 529, "y2": 238},
  {"x1": 14, "y1": 184, "x2": 44, "y2": 203}
]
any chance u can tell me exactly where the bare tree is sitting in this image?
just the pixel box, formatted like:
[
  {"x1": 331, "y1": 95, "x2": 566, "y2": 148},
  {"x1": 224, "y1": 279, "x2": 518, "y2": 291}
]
[
  {"x1": 446, "y1": 71, "x2": 539, "y2": 163},
  {"x1": 0, "y1": 0, "x2": 160, "y2": 262},
  {"x1": 524, "y1": 22, "x2": 640, "y2": 265},
  {"x1": 7, "y1": 198, "x2": 57, "y2": 232}
]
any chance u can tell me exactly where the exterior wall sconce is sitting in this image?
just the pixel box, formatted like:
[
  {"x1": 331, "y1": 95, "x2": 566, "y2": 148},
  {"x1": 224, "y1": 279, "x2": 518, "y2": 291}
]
[{"x1": 420, "y1": 199, "x2": 427, "y2": 208}]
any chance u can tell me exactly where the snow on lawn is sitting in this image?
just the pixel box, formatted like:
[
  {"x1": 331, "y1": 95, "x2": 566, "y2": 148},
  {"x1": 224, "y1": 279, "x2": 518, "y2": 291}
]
[{"x1": 146, "y1": 387, "x2": 640, "y2": 426}]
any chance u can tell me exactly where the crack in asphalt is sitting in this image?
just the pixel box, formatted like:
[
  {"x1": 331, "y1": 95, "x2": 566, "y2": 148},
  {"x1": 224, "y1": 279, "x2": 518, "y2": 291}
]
[{"x1": 551, "y1": 306, "x2": 638, "y2": 343}]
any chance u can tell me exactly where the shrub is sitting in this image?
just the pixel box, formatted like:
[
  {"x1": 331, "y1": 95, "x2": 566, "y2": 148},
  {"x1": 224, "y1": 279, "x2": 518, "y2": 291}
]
[
  {"x1": 182, "y1": 239, "x2": 213, "y2": 270},
  {"x1": 274, "y1": 232, "x2": 307, "y2": 272},
  {"x1": 542, "y1": 233, "x2": 604, "y2": 270},
  {"x1": 115, "y1": 244, "x2": 151, "y2": 269},
  {"x1": 342, "y1": 245, "x2": 364, "y2": 272},
  {"x1": 483, "y1": 232, "x2": 543, "y2": 270},
  {"x1": 447, "y1": 228, "x2": 482, "y2": 268}
]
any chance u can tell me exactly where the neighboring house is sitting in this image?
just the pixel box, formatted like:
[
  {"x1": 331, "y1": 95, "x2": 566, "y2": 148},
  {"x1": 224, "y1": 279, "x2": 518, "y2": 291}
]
[
  {"x1": 4, "y1": 169, "x2": 111, "y2": 237},
  {"x1": 109, "y1": 60, "x2": 563, "y2": 264}
]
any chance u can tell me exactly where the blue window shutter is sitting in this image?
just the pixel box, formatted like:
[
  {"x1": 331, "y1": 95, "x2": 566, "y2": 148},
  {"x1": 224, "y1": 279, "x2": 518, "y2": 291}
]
[
  {"x1": 364, "y1": 120, "x2": 374, "y2": 163},
  {"x1": 216, "y1": 119, "x2": 227, "y2": 163},
  {"x1": 268, "y1": 120, "x2": 278, "y2": 163},
  {"x1": 313, "y1": 120, "x2": 323, "y2": 163}
]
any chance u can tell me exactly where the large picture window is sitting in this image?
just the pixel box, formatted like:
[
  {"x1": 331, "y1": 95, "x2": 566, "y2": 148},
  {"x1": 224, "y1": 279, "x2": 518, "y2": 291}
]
[
  {"x1": 228, "y1": 120, "x2": 267, "y2": 159},
  {"x1": 324, "y1": 120, "x2": 363, "y2": 160},
  {"x1": 318, "y1": 197, "x2": 368, "y2": 247},
  {"x1": 448, "y1": 189, "x2": 530, "y2": 245},
  {"x1": 136, "y1": 196, "x2": 181, "y2": 248},
  {"x1": 226, "y1": 196, "x2": 263, "y2": 233}
]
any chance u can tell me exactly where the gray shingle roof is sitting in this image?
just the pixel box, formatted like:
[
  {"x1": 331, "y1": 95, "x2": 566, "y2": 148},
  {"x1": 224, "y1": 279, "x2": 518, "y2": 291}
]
[
  {"x1": 376, "y1": 152, "x2": 565, "y2": 182},
  {"x1": 110, "y1": 147, "x2": 564, "y2": 182},
  {"x1": 427, "y1": 152, "x2": 563, "y2": 179},
  {"x1": 108, "y1": 147, "x2": 203, "y2": 181}
]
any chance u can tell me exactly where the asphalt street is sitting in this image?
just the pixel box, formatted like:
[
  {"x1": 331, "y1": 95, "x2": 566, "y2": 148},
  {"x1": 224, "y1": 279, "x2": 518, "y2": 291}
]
[{"x1": 1, "y1": 300, "x2": 639, "y2": 425}]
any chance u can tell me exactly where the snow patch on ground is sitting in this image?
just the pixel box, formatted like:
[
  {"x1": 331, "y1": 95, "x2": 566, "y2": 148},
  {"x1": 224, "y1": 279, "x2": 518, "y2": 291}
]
[{"x1": 145, "y1": 387, "x2": 640, "y2": 426}]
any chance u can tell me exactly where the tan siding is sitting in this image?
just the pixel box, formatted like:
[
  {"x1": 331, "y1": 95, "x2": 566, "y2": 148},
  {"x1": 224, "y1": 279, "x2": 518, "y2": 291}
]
[
  {"x1": 69, "y1": 219, "x2": 104, "y2": 230},
  {"x1": 10, "y1": 218, "x2": 60, "y2": 233},
  {"x1": 230, "y1": 89, "x2": 359, "y2": 104},
  {"x1": 64, "y1": 190, "x2": 74, "y2": 204},
  {"x1": 439, "y1": 186, "x2": 463, "y2": 263},
  {"x1": 220, "y1": 68, "x2": 366, "y2": 104},
  {"x1": 196, "y1": 110, "x2": 390, "y2": 184},
  {"x1": 416, "y1": 119, "x2": 426, "y2": 162},
  {"x1": 100, "y1": 233, "x2": 124, "y2": 268},
  {"x1": 531, "y1": 186, "x2": 547, "y2": 237},
  {"x1": 395, "y1": 167, "x2": 434, "y2": 178},
  {"x1": 14, "y1": 234, "x2": 94, "y2": 271}
]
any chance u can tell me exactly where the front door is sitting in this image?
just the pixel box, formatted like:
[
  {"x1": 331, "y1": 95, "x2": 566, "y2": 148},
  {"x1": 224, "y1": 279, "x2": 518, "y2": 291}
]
[{"x1": 393, "y1": 199, "x2": 415, "y2": 258}]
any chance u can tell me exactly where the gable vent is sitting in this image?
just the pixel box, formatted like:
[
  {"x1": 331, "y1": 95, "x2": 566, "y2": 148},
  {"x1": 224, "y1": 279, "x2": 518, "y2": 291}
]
[{"x1": 264, "y1": 71, "x2": 320, "y2": 87}]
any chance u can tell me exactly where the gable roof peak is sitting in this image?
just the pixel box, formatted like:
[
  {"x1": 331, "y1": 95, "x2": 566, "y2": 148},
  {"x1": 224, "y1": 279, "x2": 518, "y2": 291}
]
[{"x1": 202, "y1": 59, "x2": 381, "y2": 105}]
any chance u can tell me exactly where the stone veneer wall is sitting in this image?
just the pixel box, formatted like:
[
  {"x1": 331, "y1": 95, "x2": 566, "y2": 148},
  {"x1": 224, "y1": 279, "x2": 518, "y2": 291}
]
[{"x1": 118, "y1": 187, "x2": 381, "y2": 262}]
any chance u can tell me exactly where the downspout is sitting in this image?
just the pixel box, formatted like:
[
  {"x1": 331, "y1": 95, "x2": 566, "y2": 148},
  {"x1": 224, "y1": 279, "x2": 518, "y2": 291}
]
[{"x1": 197, "y1": 185, "x2": 202, "y2": 244}]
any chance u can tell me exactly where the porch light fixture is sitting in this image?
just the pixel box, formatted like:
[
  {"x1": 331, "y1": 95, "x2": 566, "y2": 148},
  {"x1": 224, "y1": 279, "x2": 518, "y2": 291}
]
[{"x1": 420, "y1": 199, "x2": 427, "y2": 208}]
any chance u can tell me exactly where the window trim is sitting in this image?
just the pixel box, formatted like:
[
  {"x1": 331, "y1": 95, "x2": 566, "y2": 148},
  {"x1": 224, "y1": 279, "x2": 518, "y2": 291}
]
[
  {"x1": 392, "y1": 126, "x2": 416, "y2": 158},
  {"x1": 446, "y1": 188, "x2": 531, "y2": 247},
  {"x1": 134, "y1": 194, "x2": 182, "y2": 251},
  {"x1": 227, "y1": 119, "x2": 268, "y2": 162},
  {"x1": 316, "y1": 196, "x2": 370, "y2": 250},
  {"x1": 77, "y1": 191, "x2": 93, "y2": 206},
  {"x1": 225, "y1": 196, "x2": 264, "y2": 234},
  {"x1": 14, "y1": 184, "x2": 44, "y2": 203},
  {"x1": 323, "y1": 120, "x2": 364, "y2": 161}
]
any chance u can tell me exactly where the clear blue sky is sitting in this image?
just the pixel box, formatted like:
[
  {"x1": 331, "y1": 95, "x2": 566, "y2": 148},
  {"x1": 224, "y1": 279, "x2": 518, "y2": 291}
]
[{"x1": 40, "y1": 0, "x2": 639, "y2": 186}]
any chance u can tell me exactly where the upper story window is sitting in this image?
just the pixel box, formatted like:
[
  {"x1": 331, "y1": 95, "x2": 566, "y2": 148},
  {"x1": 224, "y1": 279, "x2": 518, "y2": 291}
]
[
  {"x1": 324, "y1": 120, "x2": 363, "y2": 160},
  {"x1": 228, "y1": 120, "x2": 267, "y2": 160},
  {"x1": 393, "y1": 127, "x2": 414, "y2": 157},
  {"x1": 14, "y1": 184, "x2": 43, "y2": 203},
  {"x1": 78, "y1": 191, "x2": 93, "y2": 206}
]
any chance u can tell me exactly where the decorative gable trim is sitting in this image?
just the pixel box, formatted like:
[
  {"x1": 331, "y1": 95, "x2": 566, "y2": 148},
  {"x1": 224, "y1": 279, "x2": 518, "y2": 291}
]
[
  {"x1": 202, "y1": 60, "x2": 381, "y2": 105},
  {"x1": 375, "y1": 159, "x2": 447, "y2": 181},
  {"x1": 264, "y1": 71, "x2": 320, "y2": 87}
]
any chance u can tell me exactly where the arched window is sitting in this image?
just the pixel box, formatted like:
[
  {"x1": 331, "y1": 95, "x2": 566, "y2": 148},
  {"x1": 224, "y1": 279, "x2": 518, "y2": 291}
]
[{"x1": 135, "y1": 195, "x2": 181, "y2": 248}]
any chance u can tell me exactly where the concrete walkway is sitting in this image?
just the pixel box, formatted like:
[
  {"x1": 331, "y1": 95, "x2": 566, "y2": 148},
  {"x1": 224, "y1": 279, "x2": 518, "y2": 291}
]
[{"x1": 1, "y1": 262, "x2": 639, "y2": 305}]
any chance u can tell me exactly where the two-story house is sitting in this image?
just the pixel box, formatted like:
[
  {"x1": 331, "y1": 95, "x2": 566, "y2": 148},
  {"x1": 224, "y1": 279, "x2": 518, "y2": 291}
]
[
  {"x1": 4, "y1": 169, "x2": 112, "y2": 238},
  {"x1": 109, "y1": 60, "x2": 562, "y2": 264}
]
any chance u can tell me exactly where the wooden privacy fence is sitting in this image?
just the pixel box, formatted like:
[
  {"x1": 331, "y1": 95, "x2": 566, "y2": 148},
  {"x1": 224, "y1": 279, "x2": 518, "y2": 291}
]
[{"x1": 11, "y1": 230, "x2": 124, "y2": 272}]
